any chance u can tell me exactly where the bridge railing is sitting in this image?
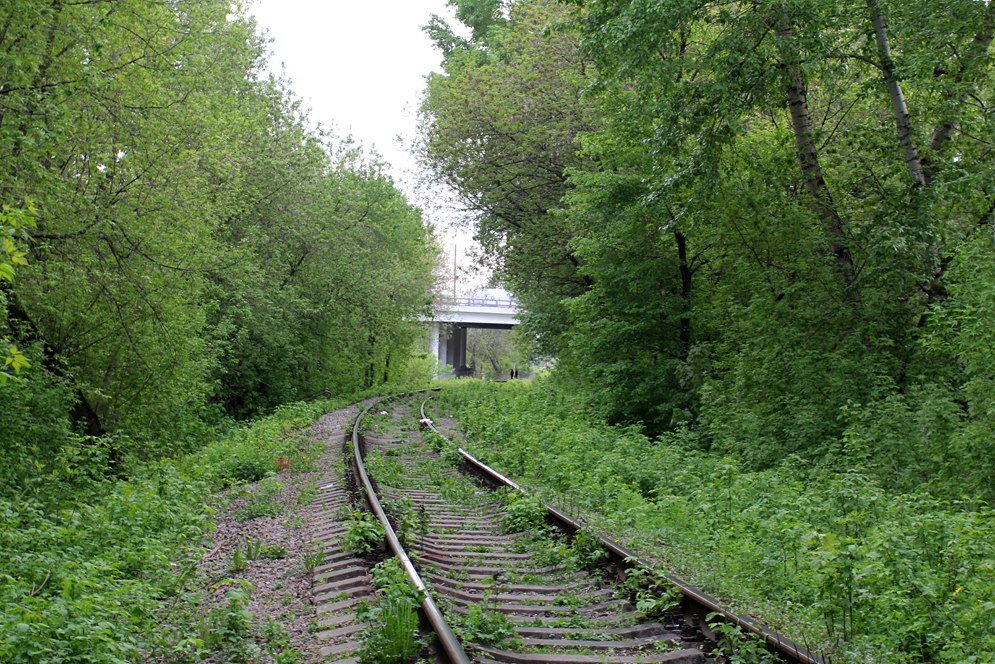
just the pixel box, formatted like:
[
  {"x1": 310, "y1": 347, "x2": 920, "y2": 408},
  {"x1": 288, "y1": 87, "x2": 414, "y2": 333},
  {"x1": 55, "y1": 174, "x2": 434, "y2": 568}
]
[{"x1": 437, "y1": 296, "x2": 517, "y2": 309}]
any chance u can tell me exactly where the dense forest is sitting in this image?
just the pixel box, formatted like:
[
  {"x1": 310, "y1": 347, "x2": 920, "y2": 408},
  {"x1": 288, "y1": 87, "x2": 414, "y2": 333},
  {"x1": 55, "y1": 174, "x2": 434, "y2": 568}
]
[
  {"x1": 1, "y1": 0, "x2": 436, "y2": 479},
  {"x1": 420, "y1": 0, "x2": 994, "y2": 497},
  {"x1": 0, "y1": 2, "x2": 435, "y2": 659},
  {"x1": 420, "y1": 0, "x2": 994, "y2": 660}
]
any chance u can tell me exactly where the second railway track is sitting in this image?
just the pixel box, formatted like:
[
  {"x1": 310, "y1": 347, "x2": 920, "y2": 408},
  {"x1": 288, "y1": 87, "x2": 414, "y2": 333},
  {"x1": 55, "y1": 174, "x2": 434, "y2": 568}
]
[{"x1": 343, "y1": 391, "x2": 826, "y2": 664}]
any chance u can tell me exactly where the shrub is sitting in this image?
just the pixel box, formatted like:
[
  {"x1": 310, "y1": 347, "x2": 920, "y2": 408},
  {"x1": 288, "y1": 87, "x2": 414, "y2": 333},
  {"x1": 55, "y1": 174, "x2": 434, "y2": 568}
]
[
  {"x1": 357, "y1": 559, "x2": 425, "y2": 664},
  {"x1": 344, "y1": 511, "x2": 384, "y2": 556},
  {"x1": 497, "y1": 490, "x2": 547, "y2": 534}
]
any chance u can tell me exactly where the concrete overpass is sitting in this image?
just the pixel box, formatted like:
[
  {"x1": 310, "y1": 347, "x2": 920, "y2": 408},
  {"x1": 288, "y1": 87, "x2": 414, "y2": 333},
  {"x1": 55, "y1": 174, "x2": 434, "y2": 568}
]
[{"x1": 426, "y1": 290, "x2": 518, "y2": 377}]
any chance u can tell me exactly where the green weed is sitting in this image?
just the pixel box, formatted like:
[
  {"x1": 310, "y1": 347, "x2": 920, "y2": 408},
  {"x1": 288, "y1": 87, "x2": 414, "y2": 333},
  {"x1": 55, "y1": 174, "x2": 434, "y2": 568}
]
[
  {"x1": 357, "y1": 559, "x2": 426, "y2": 663},
  {"x1": 235, "y1": 477, "x2": 285, "y2": 521},
  {"x1": 302, "y1": 547, "x2": 324, "y2": 575},
  {"x1": 344, "y1": 510, "x2": 384, "y2": 556},
  {"x1": 448, "y1": 602, "x2": 519, "y2": 648}
]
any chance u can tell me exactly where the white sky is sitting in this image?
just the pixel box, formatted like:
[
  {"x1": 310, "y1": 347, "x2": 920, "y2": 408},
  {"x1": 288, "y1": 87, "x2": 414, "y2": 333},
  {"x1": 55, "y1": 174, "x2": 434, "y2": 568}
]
[{"x1": 248, "y1": 0, "x2": 485, "y2": 293}]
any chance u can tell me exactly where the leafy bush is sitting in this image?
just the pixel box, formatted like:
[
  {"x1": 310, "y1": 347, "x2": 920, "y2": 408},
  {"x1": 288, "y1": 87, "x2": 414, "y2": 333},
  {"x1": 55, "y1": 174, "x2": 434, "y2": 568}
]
[
  {"x1": 344, "y1": 511, "x2": 384, "y2": 556},
  {"x1": 357, "y1": 559, "x2": 425, "y2": 664},
  {"x1": 497, "y1": 489, "x2": 547, "y2": 534},
  {"x1": 570, "y1": 528, "x2": 608, "y2": 566}
]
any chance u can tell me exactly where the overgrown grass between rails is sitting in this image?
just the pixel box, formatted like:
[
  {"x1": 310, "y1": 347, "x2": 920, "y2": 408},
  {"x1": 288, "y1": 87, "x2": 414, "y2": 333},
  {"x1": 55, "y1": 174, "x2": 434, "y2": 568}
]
[
  {"x1": 356, "y1": 559, "x2": 426, "y2": 663},
  {"x1": 433, "y1": 379, "x2": 995, "y2": 663},
  {"x1": 0, "y1": 382, "x2": 431, "y2": 662}
]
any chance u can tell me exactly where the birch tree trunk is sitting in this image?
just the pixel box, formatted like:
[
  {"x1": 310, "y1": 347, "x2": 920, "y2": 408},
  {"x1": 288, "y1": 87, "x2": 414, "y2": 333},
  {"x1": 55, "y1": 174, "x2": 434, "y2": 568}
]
[
  {"x1": 866, "y1": 0, "x2": 928, "y2": 187},
  {"x1": 775, "y1": 16, "x2": 856, "y2": 284}
]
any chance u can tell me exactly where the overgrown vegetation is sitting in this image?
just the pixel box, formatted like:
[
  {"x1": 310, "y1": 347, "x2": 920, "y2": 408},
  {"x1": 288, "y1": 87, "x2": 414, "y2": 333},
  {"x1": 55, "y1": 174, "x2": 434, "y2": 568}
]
[
  {"x1": 1, "y1": 0, "x2": 437, "y2": 485},
  {"x1": 0, "y1": 4, "x2": 437, "y2": 659},
  {"x1": 421, "y1": 2, "x2": 995, "y2": 660},
  {"x1": 448, "y1": 602, "x2": 519, "y2": 650},
  {"x1": 421, "y1": 1, "x2": 995, "y2": 480},
  {"x1": 436, "y1": 380, "x2": 995, "y2": 662},
  {"x1": 344, "y1": 510, "x2": 386, "y2": 557},
  {"x1": 0, "y1": 396, "x2": 345, "y2": 661},
  {"x1": 356, "y1": 559, "x2": 426, "y2": 664}
]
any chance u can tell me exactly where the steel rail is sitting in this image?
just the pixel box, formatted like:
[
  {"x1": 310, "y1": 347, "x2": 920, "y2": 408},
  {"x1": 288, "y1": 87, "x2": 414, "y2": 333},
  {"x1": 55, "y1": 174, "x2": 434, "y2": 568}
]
[
  {"x1": 420, "y1": 397, "x2": 827, "y2": 664},
  {"x1": 351, "y1": 396, "x2": 471, "y2": 664}
]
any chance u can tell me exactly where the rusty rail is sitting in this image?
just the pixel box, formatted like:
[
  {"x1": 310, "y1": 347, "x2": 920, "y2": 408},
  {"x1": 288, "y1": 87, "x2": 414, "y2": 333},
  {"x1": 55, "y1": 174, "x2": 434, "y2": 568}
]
[{"x1": 351, "y1": 395, "x2": 470, "y2": 664}]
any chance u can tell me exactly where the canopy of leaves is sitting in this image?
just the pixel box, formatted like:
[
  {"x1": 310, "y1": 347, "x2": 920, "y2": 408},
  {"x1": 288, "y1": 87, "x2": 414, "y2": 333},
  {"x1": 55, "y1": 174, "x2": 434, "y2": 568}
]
[
  {"x1": 422, "y1": 4, "x2": 995, "y2": 657},
  {"x1": 0, "y1": 0, "x2": 436, "y2": 490}
]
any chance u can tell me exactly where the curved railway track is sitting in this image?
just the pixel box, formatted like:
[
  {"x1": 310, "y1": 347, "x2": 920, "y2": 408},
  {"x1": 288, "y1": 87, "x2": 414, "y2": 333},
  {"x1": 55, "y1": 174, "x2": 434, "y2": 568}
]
[{"x1": 337, "y1": 391, "x2": 825, "y2": 664}]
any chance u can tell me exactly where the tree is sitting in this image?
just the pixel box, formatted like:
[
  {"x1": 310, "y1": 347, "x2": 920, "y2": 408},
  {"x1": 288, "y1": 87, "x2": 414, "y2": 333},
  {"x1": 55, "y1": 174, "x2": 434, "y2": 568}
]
[
  {"x1": 420, "y1": 0, "x2": 594, "y2": 357},
  {"x1": 1, "y1": 0, "x2": 436, "y2": 467}
]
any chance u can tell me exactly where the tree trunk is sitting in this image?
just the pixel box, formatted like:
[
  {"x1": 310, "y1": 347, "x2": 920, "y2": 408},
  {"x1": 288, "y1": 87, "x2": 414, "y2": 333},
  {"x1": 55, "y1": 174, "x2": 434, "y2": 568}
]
[
  {"x1": 920, "y1": 4, "x2": 993, "y2": 302},
  {"x1": 775, "y1": 17, "x2": 856, "y2": 284},
  {"x1": 926, "y1": 6, "x2": 993, "y2": 171},
  {"x1": 866, "y1": 0, "x2": 928, "y2": 187}
]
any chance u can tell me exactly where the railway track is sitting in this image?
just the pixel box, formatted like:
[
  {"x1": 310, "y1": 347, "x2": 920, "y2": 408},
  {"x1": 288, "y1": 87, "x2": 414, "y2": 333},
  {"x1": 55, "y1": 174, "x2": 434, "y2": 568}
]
[{"x1": 329, "y1": 391, "x2": 824, "y2": 664}]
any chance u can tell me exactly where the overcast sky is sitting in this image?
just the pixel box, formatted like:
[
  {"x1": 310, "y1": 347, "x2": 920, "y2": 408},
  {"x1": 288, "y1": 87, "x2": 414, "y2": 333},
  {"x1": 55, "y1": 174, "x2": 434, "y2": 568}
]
[{"x1": 249, "y1": 0, "x2": 484, "y2": 292}]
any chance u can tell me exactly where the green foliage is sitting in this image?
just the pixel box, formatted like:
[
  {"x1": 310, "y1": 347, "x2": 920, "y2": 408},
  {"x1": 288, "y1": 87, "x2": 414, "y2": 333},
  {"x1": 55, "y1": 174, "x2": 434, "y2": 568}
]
[
  {"x1": 383, "y1": 497, "x2": 429, "y2": 547},
  {"x1": 0, "y1": 390, "x2": 360, "y2": 661},
  {"x1": 570, "y1": 528, "x2": 608, "y2": 567},
  {"x1": 438, "y1": 441, "x2": 465, "y2": 468},
  {"x1": 344, "y1": 511, "x2": 385, "y2": 557},
  {"x1": 229, "y1": 543, "x2": 249, "y2": 574},
  {"x1": 621, "y1": 564, "x2": 681, "y2": 619},
  {"x1": 422, "y1": 3, "x2": 995, "y2": 655},
  {"x1": 1, "y1": 0, "x2": 435, "y2": 448},
  {"x1": 419, "y1": 0, "x2": 593, "y2": 357},
  {"x1": 365, "y1": 450, "x2": 406, "y2": 485},
  {"x1": 497, "y1": 489, "x2": 547, "y2": 534},
  {"x1": 438, "y1": 380, "x2": 995, "y2": 661},
  {"x1": 296, "y1": 479, "x2": 318, "y2": 506},
  {"x1": 0, "y1": 203, "x2": 35, "y2": 382},
  {"x1": 234, "y1": 535, "x2": 287, "y2": 563},
  {"x1": 423, "y1": 430, "x2": 448, "y2": 452},
  {"x1": 708, "y1": 616, "x2": 778, "y2": 664},
  {"x1": 421, "y1": 0, "x2": 995, "y2": 473},
  {"x1": 357, "y1": 559, "x2": 425, "y2": 664},
  {"x1": 448, "y1": 602, "x2": 519, "y2": 649},
  {"x1": 301, "y1": 546, "x2": 325, "y2": 576},
  {"x1": 195, "y1": 583, "x2": 255, "y2": 656},
  {"x1": 369, "y1": 558, "x2": 423, "y2": 605},
  {"x1": 358, "y1": 598, "x2": 422, "y2": 664},
  {"x1": 0, "y1": 203, "x2": 35, "y2": 284},
  {"x1": 235, "y1": 477, "x2": 285, "y2": 521}
]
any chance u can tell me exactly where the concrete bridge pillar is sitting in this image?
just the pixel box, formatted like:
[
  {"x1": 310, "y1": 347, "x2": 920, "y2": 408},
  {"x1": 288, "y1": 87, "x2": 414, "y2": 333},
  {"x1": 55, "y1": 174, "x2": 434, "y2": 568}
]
[
  {"x1": 428, "y1": 322, "x2": 441, "y2": 377},
  {"x1": 453, "y1": 325, "x2": 471, "y2": 377},
  {"x1": 444, "y1": 326, "x2": 455, "y2": 367}
]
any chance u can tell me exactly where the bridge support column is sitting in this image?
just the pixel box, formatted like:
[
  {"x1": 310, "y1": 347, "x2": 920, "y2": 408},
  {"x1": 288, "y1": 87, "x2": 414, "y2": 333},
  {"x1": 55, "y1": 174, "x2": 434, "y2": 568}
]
[
  {"x1": 444, "y1": 326, "x2": 454, "y2": 368},
  {"x1": 454, "y1": 325, "x2": 471, "y2": 378},
  {"x1": 428, "y1": 323, "x2": 441, "y2": 377},
  {"x1": 428, "y1": 323, "x2": 440, "y2": 359}
]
